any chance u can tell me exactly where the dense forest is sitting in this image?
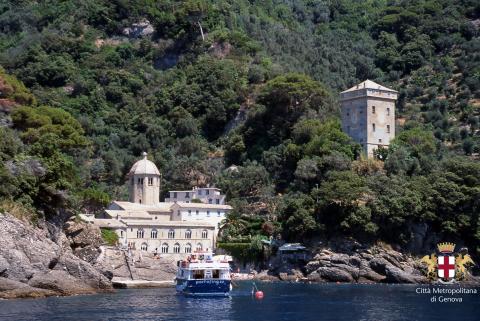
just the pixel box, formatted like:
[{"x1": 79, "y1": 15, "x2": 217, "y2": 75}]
[{"x1": 0, "y1": 0, "x2": 479, "y2": 258}]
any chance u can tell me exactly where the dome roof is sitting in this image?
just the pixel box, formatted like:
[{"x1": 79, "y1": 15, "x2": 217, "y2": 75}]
[{"x1": 128, "y1": 152, "x2": 160, "y2": 176}]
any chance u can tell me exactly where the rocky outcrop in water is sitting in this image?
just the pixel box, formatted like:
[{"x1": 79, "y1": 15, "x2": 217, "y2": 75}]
[
  {"x1": 260, "y1": 240, "x2": 440, "y2": 284},
  {"x1": 0, "y1": 213, "x2": 113, "y2": 299}
]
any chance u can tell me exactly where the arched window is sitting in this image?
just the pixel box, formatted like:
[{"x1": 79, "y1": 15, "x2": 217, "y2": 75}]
[
  {"x1": 185, "y1": 243, "x2": 192, "y2": 253},
  {"x1": 120, "y1": 230, "x2": 124, "y2": 237},
  {"x1": 141, "y1": 243, "x2": 148, "y2": 251},
  {"x1": 161, "y1": 243, "x2": 169, "y2": 253},
  {"x1": 185, "y1": 229, "x2": 192, "y2": 239},
  {"x1": 174, "y1": 243, "x2": 180, "y2": 253},
  {"x1": 201, "y1": 230, "x2": 208, "y2": 239},
  {"x1": 168, "y1": 229, "x2": 175, "y2": 239},
  {"x1": 137, "y1": 229, "x2": 144, "y2": 238},
  {"x1": 196, "y1": 243, "x2": 203, "y2": 252},
  {"x1": 151, "y1": 229, "x2": 158, "y2": 239}
]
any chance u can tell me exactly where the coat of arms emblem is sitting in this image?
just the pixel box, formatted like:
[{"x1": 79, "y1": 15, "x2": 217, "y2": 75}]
[{"x1": 420, "y1": 242, "x2": 475, "y2": 283}]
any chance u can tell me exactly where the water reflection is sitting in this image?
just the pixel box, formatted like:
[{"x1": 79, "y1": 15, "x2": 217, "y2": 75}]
[{"x1": 0, "y1": 283, "x2": 479, "y2": 321}]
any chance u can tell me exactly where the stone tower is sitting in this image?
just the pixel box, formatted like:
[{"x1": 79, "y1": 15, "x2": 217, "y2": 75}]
[
  {"x1": 339, "y1": 80, "x2": 398, "y2": 158},
  {"x1": 127, "y1": 152, "x2": 161, "y2": 205}
]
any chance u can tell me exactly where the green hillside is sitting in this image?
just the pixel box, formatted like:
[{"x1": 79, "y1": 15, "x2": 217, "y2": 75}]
[{"x1": 0, "y1": 0, "x2": 479, "y2": 255}]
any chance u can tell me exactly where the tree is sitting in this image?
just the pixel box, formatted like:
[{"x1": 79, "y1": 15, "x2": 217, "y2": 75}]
[{"x1": 278, "y1": 194, "x2": 316, "y2": 241}]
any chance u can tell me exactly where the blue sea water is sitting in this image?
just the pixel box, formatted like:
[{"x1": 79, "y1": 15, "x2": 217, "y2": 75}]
[{"x1": 0, "y1": 282, "x2": 479, "y2": 321}]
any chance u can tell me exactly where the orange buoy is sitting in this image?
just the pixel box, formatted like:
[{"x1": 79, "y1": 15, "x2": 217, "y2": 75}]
[{"x1": 255, "y1": 291, "x2": 264, "y2": 299}]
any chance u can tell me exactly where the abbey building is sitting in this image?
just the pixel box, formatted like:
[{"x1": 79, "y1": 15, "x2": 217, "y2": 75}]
[{"x1": 81, "y1": 152, "x2": 231, "y2": 256}]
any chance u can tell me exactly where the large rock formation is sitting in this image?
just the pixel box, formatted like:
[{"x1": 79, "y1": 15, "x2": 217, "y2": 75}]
[
  {"x1": 264, "y1": 240, "x2": 434, "y2": 284},
  {"x1": 0, "y1": 213, "x2": 113, "y2": 299},
  {"x1": 96, "y1": 247, "x2": 177, "y2": 283},
  {"x1": 64, "y1": 219, "x2": 103, "y2": 263}
]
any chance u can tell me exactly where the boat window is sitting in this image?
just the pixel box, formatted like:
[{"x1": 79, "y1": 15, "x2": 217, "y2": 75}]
[
  {"x1": 193, "y1": 270, "x2": 205, "y2": 279},
  {"x1": 212, "y1": 269, "x2": 220, "y2": 279},
  {"x1": 204, "y1": 269, "x2": 212, "y2": 279}
]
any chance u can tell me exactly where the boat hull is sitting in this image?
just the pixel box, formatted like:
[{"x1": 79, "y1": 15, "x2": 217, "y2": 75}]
[{"x1": 176, "y1": 279, "x2": 231, "y2": 296}]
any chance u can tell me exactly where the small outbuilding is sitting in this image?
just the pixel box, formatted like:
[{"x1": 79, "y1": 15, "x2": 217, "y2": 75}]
[{"x1": 278, "y1": 243, "x2": 307, "y2": 261}]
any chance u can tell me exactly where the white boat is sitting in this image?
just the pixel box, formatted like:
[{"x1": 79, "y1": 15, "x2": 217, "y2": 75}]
[{"x1": 175, "y1": 251, "x2": 232, "y2": 296}]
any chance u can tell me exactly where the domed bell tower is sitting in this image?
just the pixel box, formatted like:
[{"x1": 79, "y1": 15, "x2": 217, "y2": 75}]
[{"x1": 128, "y1": 152, "x2": 161, "y2": 205}]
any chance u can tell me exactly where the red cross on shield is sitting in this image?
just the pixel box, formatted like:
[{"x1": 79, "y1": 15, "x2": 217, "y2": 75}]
[{"x1": 437, "y1": 255, "x2": 455, "y2": 280}]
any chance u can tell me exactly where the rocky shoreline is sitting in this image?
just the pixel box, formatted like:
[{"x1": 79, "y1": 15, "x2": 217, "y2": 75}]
[
  {"x1": 253, "y1": 240, "x2": 479, "y2": 285},
  {"x1": 0, "y1": 213, "x2": 113, "y2": 299},
  {"x1": 1, "y1": 213, "x2": 478, "y2": 300}
]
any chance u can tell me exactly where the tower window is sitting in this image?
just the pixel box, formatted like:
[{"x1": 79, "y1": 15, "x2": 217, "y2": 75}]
[
  {"x1": 372, "y1": 123, "x2": 376, "y2": 132},
  {"x1": 137, "y1": 229, "x2": 144, "y2": 238},
  {"x1": 372, "y1": 106, "x2": 375, "y2": 114},
  {"x1": 168, "y1": 229, "x2": 175, "y2": 239},
  {"x1": 151, "y1": 229, "x2": 158, "y2": 239},
  {"x1": 148, "y1": 177, "x2": 153, "y2": 186},
  {"x1": 387, "y1": 108, "x2": 390, "y2": 116},
  {"x1": 202, "y1": 230, "x2": 208, "y2": 239},
  {"x1": 387, "y1": 125, "x2": 391, "y2": 133}
]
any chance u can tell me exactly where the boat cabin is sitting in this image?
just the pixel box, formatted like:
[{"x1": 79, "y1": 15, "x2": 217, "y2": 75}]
[{"x1": 176, "y1": 251, "x2": 231, "y2": 281}]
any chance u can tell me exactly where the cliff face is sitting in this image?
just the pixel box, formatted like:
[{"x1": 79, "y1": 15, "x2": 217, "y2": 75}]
[{"x1": 0, "y1": 213, "x2": 113, "y2": 299}]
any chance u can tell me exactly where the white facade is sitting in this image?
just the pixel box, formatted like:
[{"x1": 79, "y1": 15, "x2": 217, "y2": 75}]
[
  {"x1": 86, "y1": 153, "x2": 232, "y2": 255},
  {"x1": 170, "y1": 202, "x2": 232, "y2": 233},
  {"x1": 165, "y1": 187, "x2": 226, "y2": 205}
]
